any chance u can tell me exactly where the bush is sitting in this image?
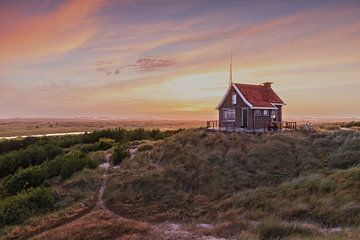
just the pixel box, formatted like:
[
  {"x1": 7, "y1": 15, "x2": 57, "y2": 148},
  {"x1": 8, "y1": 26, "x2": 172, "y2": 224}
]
[
  {"x1": 0, "y1": 137, "x2": 38, "y2": 154},
  {"x1": 1, "y1": 151, "x2": 98, "y2": 195},
  {"x1": 342, "y1": 121, "x2": 360, "y2": 128},
  {"x1": 44, "y1": 128, "x2": 175, "y2": 148},
  {"x1": 0, "y1": 187, "x2": 55, "y2": 226},
  {"x1": 0, "y1": 144, "x2": 63, "y2": 178},
  {"x1": 80, "y1": 138, "x2": 114, "y2": 153},
  {"x1": 60, "y1": 151, "x2": 98, "y2": 179},
  {"x1": 112, "y1": 143, "x2": 130, "y2": 165}
]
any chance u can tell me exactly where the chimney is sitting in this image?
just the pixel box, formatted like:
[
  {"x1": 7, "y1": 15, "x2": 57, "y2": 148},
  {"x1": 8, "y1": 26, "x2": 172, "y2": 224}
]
[{"x1": 262, "y1": 82, "x2": 273, "y2": 88}]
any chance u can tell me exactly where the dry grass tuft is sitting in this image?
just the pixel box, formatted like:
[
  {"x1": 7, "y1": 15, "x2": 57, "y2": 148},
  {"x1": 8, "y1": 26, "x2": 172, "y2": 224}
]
[{"x1": 31, "y1": 210, "x2": 158, "y2": 240}]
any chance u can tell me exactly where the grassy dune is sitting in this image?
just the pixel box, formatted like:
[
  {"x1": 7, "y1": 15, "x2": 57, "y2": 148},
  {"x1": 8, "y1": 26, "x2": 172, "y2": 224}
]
[{"x1": 105, "y1": 129, "x2": 360, "y2": 239}]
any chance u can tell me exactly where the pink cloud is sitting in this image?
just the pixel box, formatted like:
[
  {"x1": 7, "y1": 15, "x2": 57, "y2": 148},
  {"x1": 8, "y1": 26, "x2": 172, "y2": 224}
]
[{"x1": 0, "y1": 0, "x2": 105, "y2": 63}]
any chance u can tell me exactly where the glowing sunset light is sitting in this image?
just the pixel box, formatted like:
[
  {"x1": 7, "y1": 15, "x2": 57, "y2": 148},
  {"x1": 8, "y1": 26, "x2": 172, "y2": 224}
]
[{"x1": 1, "y1": 0, "x2": 360, "y2": 120}]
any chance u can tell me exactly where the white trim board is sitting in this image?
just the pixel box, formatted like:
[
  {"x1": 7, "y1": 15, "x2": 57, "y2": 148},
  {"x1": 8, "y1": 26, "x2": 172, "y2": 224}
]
[{"x1": 232, "y1": 83, "x2": 253, "y2": 108}]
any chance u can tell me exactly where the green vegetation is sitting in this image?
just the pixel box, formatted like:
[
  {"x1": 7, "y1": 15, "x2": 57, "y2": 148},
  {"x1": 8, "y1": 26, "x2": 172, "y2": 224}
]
[
  {"x1": 2, "y1": 127, "x2": 359, "y2": 239},
  {"x1": 0, "y1": 144, "x2": 63, "y2": 177},
  {"x1": 1, "y1": 151, "x2": 98, "y2": 196},
  {"x1": 0, "y1": 128, "x2": 178, "y2": 231},
  {"x1": 105, "y1": 129, "x2": 360, "y2": 239},
  {"x1": 341, "y1": 121, "x2": 360, "y2": 128},
  {"x1": 80, "y1": 138, "x2": 114, "y2": 153},
  {"x1": 112, "y1": 143, "x2": 130, "y2": 165},
  {"x1": 0, "y1": 187, "x2": 55, "y2": 226},
  {"x1": 0, "y1": 137, "x2": 39, "y2": 154}
]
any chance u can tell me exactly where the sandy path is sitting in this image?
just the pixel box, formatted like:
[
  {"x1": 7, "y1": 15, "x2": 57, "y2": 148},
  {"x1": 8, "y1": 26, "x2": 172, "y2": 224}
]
[{"x1": 30, "y1": 153, "x2": 226, "y2": 240}]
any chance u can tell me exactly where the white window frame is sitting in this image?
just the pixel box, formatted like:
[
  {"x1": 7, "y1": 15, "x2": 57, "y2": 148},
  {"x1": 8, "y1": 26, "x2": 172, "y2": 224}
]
[
  {"x1": 231, "y1": 93, "x2": 237, "y2": 105},
  {"x1": 223, "y1": 108, "x2": 235, "y2": 122},
  {"x1": 263, "y1": 109, "x2": 269, "y2": 116},
  {"x1": 255, "y1": 109, "x2": 261, "y2": 116}
]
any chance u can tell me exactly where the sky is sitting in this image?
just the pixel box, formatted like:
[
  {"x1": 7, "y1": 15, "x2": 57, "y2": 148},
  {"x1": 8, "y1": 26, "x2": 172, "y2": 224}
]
[{"x1": 0, "y1": 0, "x2": 360, "y2": 120}]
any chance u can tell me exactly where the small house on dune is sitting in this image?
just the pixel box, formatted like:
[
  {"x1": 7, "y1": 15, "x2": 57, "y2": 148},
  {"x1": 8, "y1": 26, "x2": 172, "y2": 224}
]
[
  {"x1": 216, "y1": 81, "x2": 286, "y2": 131},
  {"x1": 207, "y1": 57, "x2": 296, "y2": 132}
]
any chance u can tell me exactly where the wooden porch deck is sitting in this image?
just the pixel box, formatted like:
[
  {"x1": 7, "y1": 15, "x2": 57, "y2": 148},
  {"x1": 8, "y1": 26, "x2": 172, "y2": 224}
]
[{"x1": 206, "y1": 120, "x2": 297, "y2": 132}]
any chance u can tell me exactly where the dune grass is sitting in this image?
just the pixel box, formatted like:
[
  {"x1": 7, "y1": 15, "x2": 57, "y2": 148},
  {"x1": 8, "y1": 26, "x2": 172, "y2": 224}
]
[{"x1": 105, "y1": 129, "x2": 360, "y2": 239}]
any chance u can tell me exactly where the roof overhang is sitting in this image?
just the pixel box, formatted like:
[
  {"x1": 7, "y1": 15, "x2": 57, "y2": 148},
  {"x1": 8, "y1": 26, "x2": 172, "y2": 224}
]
[
  {"x1": 232, "y1": 83, "x2": 254, "y2": 108},
  {"x1": 216, "y1": 83, "x2": 285, "y2": 110}
]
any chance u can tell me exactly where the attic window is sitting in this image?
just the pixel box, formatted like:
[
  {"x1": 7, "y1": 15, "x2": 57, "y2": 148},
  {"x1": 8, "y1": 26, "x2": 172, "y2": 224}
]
[
  {"x1": 263, "y1": 110, "x2": 269, "y2": 116},
  {"x1": 232, "y1": 94, "x2": 237, "y2": 104}
]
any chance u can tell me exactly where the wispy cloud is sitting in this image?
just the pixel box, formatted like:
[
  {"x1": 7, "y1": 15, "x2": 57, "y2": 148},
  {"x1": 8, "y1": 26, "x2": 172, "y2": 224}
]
[
  {"x1": 0, "y1": 0, "x2": 105, "y2": 63},
  {"x1": 1, "y1": 1, "x2": 360, "y2": 119},
  {"x1": 129, "y1": 56, "x2": 176, "y2": 72}
]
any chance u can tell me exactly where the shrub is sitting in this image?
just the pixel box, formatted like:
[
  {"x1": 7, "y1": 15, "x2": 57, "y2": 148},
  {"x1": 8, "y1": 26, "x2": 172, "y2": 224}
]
[
  {"x1": 1, "y1": 151, "x2": 98, "y2": 195},
  {"x1": 112, "y1": 143, "x2": 130, "y2": 165},
  {"x1": 44, "y1": 128, "x2": 176, "y2": 148},
  {"x1": 0, "y1": 137, "x2": 38, "y2": 154},
  {"x1": 342, "y1": 121, "x2": 360, "y2": 128},
  {"x1": 80, "y1": 138, "x2": 114, "y2": 153},
  {"x1": 60, "y1": 151, "x2": 97, "y2": 179},
  {"x1": 0, "y1": 187, "x2": 55, "y2": 226},
  {"x1": 0, "y1": 144, "x2": 63, "y2": 177}
]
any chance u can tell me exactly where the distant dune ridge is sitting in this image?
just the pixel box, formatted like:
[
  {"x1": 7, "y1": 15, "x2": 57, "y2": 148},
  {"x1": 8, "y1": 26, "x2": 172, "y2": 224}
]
[
  {"x1": 0, "y1": 118, "x2": 204, "y2": 138},
  {"x1": 1, "y1": 117, "x2": 359, "y2": 138}
]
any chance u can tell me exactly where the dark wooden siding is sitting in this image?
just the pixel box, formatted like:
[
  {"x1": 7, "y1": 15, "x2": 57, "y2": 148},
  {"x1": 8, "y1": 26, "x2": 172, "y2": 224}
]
[
  {"x1": 218, "y1": 86, "x2": 248, "y2": 128},
  {"x1": 218, "y1": 86, "x2": 283, "y2": 130}
]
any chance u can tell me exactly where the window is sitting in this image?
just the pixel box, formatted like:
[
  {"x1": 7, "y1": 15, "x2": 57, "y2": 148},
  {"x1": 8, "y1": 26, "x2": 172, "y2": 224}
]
[
  {"x1": 271, "y1": 110, "x2": 277, "y2": 121},
  {"x1": 255, "y1": 109, "x2": 261, "y2": 116},
  {"x1": 263, "y1": 110, "x2": 269, "y2": 116},
  {"x1": 223, "y1": 109, "x2": 235, "y2": 121},
  {"x1": 232, "y1": 94, "x2": 237, "y2": 104}
]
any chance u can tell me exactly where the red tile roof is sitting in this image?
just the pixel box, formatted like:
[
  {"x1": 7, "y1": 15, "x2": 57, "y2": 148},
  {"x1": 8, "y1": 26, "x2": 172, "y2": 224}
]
[{"x1": 234, "y1": 83, "x2": 284, "y2": 108}]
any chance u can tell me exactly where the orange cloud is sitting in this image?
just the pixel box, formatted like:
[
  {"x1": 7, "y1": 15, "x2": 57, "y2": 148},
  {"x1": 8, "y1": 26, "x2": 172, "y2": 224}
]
[{"x1": 0, "y1": 0, "x2": 104, "y2": 63}]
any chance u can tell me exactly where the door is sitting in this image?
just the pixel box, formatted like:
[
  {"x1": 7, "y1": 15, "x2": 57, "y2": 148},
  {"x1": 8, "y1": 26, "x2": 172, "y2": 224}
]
[{"x1": 242, "y1": 109, "x2": 248, "y2": 128}]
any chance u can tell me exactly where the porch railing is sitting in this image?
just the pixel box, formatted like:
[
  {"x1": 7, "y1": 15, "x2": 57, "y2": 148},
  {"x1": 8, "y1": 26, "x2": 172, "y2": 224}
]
[
  {"x1": 206, "y1": 120, "x2": 297, "y2": 132},
  {"x1": 206, "y1": 120, "x2": 218, "y2": 130},
  {"x1": 277, "y1": 121, "x2": 297, "y2": 131},
  {"x1": 207, "y1": 120, "x2": 236, "y2": 131}
]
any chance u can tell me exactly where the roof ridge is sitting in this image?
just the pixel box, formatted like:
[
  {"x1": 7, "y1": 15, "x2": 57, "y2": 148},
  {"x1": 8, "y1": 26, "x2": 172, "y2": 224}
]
[{"x1": 234, "y1": 82, "x2": 265, "y2": 87}]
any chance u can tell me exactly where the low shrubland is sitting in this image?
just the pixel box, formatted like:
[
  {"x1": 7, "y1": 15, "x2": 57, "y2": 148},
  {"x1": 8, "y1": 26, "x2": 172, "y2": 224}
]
[
  {"x1": 112, "y1": 143, "x2": 131, "y2": 165},
  {"x1": 0, "y1": 187, "x2": 55, "y2": 226},
  {"x1": 44, "y1": 127, "x2": 177, "y2": 148},
  {"x1": 1, "y1": 151, "x2": 98, "y2": 196},
  {"x1": 0, "y1": 128, "x2": 178, "y2": 234},
  {"x1": 0, "y1": 144, "x2": 63, "y2": 178},
  {"x1": 0, "y1": 137, "x2": 39, "y2": 154},
  {"x1": 79, "y1": 138, "x2": 114, "y2": 153},
  {"x1": 105, "y1": 129, "x2": 360, "y2": 239},
  {"x1": 341, "y1": 121, "x2": 360, "y2": 128}
]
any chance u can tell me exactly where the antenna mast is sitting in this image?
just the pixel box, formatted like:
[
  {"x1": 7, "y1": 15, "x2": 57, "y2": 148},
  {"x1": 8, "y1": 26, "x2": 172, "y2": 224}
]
[{"x1": 229, "y1": 52, "x2": 233, "y2": 86}]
